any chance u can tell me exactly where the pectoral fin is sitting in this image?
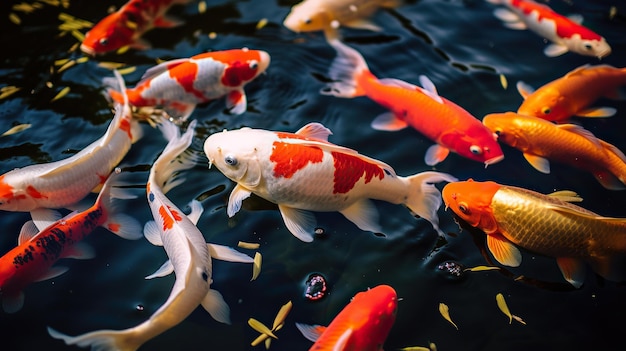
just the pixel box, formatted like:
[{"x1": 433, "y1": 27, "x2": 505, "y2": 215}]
[
  {"x1": 295, "y1": 123, "x2": 333, "y2": 141},
  {"x1": 344, "y1": 19, "x2": 382, "y2": 32},
  {"x1": 575, "y1": 107, "x2": 616, "y2": 118},
  {"x1": 592, "y1": 170, "x2": 626, "y2": 190},
  {"x1": 278, "y1": 205, "x2": 316, "y2": 242},
  {"x1": 145, "y1": 259, "x2": 174, "y2": 279},
  {"x1": 61, "y1": 243, "x2": 95, "y2": 260},
  {"x1": 2, "y1": 291, "x2": 25, "y2": 313},
  {"x1": 487, "y1": 233, "x2": 521, "y2": 267},
  {"x1": 18, "y1": 220, "x2": 39, "y2": 244},
  {"x1": 208, "y1": 243, "x2": 254, "y2": 263},
  {"x1": 227, "y1": 184, "x2": 252, "y2": 217},
  {"x1": 544, "y1": 44, "x2": 569, "y2": 57},
  {"x1": 226, "y1": 89, "x2": 247, "y2": 115},
  {"x1": 339, "y1": 199, "x2": 381, "y2": 234},
  {"x1": 424, "y1": 144, "x2": 450, "y2": 166},
  {"x1": 35, "y1": 266, "x2": 69, "y2": 282},
  {"x1": 201, "y1": 289, "x2": 231, "y2": 324},
  {"x1": 371, "y1": 112, "x2": 409, "y2": 131},
  {"x1": 30, "y1": 208, "x2": 63, "y2": 231},
  {"x1": 143, "y1": 220, "x2": 164, "y2": 246},
  {"x1": 556, "y1": 257, "x2": 586, "y2": 288},
  {"x1": 523, "y1": 153, "x2": 550, "y2": 174}
]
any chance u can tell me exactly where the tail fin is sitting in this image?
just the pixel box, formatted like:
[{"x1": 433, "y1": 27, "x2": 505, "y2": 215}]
[
  {"x1": 96, "y1": 169, "x2": 143, "y2": 240},
  {"x1": 48, "y1": 326, "x2": 143, "y2": 351},
  {"x1": 152, "y1": 119, "x2": 200, "y2": 194},
  {"x1": 321, "y1": 39, "x2": 372, "y2": 98},
  {"x1": 405, "y1": 171, "x2": 458, "y2": 236}
]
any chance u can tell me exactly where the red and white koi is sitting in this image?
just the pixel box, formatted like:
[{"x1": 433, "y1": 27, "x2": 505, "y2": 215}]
[
  {"x1": 0, "y1": 72, "x2": 141, "y2": 229},
  {"x1": 322, "y1": 39, "x2": 504, "y2": 167},
  {"x1": 81, "y1": 0, "x2": 191, "y2": 56},
  {"x1": 108, "y1": 48, "x2": 271, "y2": 123},
  {"x1": 203, "y1": 122, "x2": 457, "y2": 242},
  {"x1": 487, "y1": 0, "x2": 611, "y2": 58},
  {"x1": 48, "y1": 120, "x2": 253, "y2": 350},
  {"x1": 0, "y1": 170, "x2": 142, "y2": 313}
]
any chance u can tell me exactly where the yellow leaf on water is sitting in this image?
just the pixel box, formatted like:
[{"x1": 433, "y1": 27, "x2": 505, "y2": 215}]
[
  {"x1": 400, "y1": 347, "x2": 431, "y2": 351},
  {"x1": 272, "y1": 301, "x2": 292, "y2": 330},
  {"x1": 251, "y1": 333, "x2": 269, "y2": 347},
  {"x1": 251, "y1": 252, "x2": 262, "y2": 281},
  {"x1": 9, "y1": 13, "x2": 21, "y2": 25},
  {"x1": 198, "y1": 1, "x2": 207, "y2": 14},
  {"x1": 248, "y1": 318, "x2": 277, "y2": 339},
  {"x1": 256, "y1": 18, "x2": 268, "y2": 29},
  {"x1": 98, "y1": 61, "x2": 126, "y2": 70},
  {"x1": 438, "y1": 302, "x2": 458, "y2": 330},
  {"x1": 70, "y1": 29, "x2": 85, "y2": 42},
  {"x1": 264, "y1": 337, "x2": 272, "y2": 349},
  {"x1": 0, "y1": 86, "x2": 21, "y2": 100},
  {"x1": 1, "y1": 124, "x2": 31, "y2": 137},
  {"x1": 51, "y1": 86, "x2": 70, "y2": 102},
  {"x1": 116, "y1": 45, "x2": 130, "y2": 55},
  {"x1": 237, "y1": 241, "x2": 260, "y2": 250},
  {"x1": 117, "y1": 66, "x2": 137, "y2": 75},
  {"x1": 512, "y1": 314, "x2": 526, "y2": 325},
  {"x1": 464, "y1": 265, "x2": 500, "y2": 272},
  {"x1": 499, "y1": 73, "x2": 508, "y2": 90},
  {"x1": 57, "y1": 59, "x2": 76, "y2": 73},
  {"x1": 496, "y1": 293, "x2": 512, "y2": 324}
]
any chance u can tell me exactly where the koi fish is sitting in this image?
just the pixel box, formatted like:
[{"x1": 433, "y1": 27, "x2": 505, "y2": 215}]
[
  {"x1": 483, "y1": 112, "x2": 626, "y2": 190},
  {"x1": 321, "y1": 39, "x2": 504, "y2": 167},
  {"x1": 516, "y1": 64, "x2": 626, "y2": 123},
  {"x1": 0, "y1": 170, "x2": 142, "y2": 313},
  {"x1": 442, "y1": 179, "x2": 626, "y2": 287},
  {"x1": 81, "y1": 0, "x2": 191, "y2": 56},
  {"x1": 107, "y1": 48, "x2": 271, "y2": 123},
  {"x1": 0, "y1": 71, "x2": 141, "y2": 229},
  {"x1": 486, "y1": 0, "x2": 611, "y2": 58},
  {"x1": 48, "y1": 120, "x2": 253, "y2": 350},
  {"x1": 283, "y1": 0, "x2": 401, "y2": 35},
  {"x1": 295, "y1": 284, "x2": 397, "y2": 350},
  {"x1": 203, "y1": 122, "x2": 457, "y2": 242}
]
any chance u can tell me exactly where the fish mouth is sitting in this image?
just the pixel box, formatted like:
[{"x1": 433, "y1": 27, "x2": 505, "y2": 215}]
[
  {"x1": 484, "y1": 155, "x2": 505, "y2": 168},
  {"x1": 597, "y1": 48, "x2": 612, "y2": 59},
  {"x1": 207, "y1": 158, "x2": 214, "y2": 169},
  {"x1": 80, "y1": 44, "x2": 96, "y2": 57}
]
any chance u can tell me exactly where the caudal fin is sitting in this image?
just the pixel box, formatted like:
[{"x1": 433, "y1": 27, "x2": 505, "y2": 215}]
[
  {"x1": 321, "y1": 39, "x2": 373, "y2": 98},
  {"x1": 96, "y1": 170, "x2": 143, "y2": 240},
  {"x1": 405, "y1": 171, "x2": 458, "y2": 236},
  {"x1": 152, "y1": 119, "x2": 200, "y2": 194},
  {"x1": 48, "y1": 326, "x2": 143, "y2": 351}
]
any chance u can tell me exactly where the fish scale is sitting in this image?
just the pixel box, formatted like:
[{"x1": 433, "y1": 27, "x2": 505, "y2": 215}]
[{"x1": 496, "y1": 186, "x2": 626, "y2": 261}]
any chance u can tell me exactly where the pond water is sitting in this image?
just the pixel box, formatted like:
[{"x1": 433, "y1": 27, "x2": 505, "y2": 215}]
[{"x1": 1, "y1": 0, "x2": 626, "y2": 350}]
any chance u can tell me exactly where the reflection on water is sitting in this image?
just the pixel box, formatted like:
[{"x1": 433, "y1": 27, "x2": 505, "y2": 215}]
[{"x1": 1, "y1": 0, "x2": 626, "y2": 350}]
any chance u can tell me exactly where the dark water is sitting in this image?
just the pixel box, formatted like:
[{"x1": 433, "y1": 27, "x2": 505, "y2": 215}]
[{"x1": 2, "y1": 0, "x2": 626, "y2": 350}]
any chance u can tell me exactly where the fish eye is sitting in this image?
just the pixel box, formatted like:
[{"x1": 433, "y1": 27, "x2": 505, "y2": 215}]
[
  {"x1": 583, "y1": 43, "x2": 593, "y2": 50},
  {"x1": 458, "y1": 202, "x2": 469, "y2": 214},
  {"x1": 493, "y1": 130, "x2": 501, "y2": 137},
  {"x1": 99, "y1": 38, "x2": 109, "y2": 46},
  {"x1": 541, "y1": 106, "x2": 551, "y2": 114},
  {"x1": 469, "y1": 145, "x2": 482, "y2": 155},
  {"x1": 224, "y1": 155, "x2": 238, "y2": 166},
  {"x1": 249, "y1": 60, "x2": 258, "y2": 70},
  {"x1": 304, "y1": 18, "x2": 312, "y2": 25}
]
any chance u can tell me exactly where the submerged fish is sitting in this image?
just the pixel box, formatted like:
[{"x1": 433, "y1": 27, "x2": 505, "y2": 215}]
[
  {"x1": 203, "y1": 122, "x2": 457, "y2": 242},
  {"x1": 483, "y1": 112, "x2": 626, "y2": 190},
  {"x1": 283, "y1": 0, "x2": 401, "y2": 35},
  {"x1": 0, "y1": 171, "x2": 142, "y2": 313},
  {"x1": 487, "y1": 0, "x2": 611, "y2": 58},
  {"x1": 48, "y1": 120, "x2": 253, "y2": 350},
  {"x1": 0, "y1": 71, "x2": 141, "y2": 228},
  {"x1": 81, "y1": 0, "x2": 191, "y2": 55},
  {"x1": 442, "y1": 179, "x2": 626, "y2": 288},
  {"x1": 322, "y1": 39, "x2": 504, "y2": 167},
  {"x1": 516, "y1": 64, "x2": 626, "y2": 123},
  {"x1": 295, "y1": 284, "x2": 398, "y2": 350},
  {"x1": 107, "y1": 48, "x2": 270, "y2": 123}
]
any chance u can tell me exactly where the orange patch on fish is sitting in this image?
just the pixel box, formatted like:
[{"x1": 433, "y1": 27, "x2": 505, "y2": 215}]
[
  {"x1": 26, "y1": 185, "x2": 46, "y2": 199},
  {"x1": 0, "y1": 175, "x2": 15, "y2": 201},
  {"x1": 169, "y1": 61, "x2": 205, "y2": 100},
  {"x1": 159, "y1": 204, "x2": 183, "y2": 230},
  {"x1": 107, "y1": 222, "x2": 121, "y2": 233},
  {"x1": 221, "y1": 61, "x2": 257, "y2": 87},
  {"x1": 119, "y1": 117, "x2": 133, "y2": 139},
  {"x1": 332, "y1": 152, "x2": 385, "y2": 194},
  {"x1": 270, "y1": 141, "x2": 323, "y2": 179}
]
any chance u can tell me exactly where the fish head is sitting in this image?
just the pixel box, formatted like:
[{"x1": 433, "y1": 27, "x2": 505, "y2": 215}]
[
  {"x1": 442, "y1": 179, "x2": 500, "y2": 233},
  {"x1": 80, "y1": 13, "x2": 136, "y2": 55},
  {"x1": 283, "y1": 1, "x2": 333, "y2": 32},
  {"x1": 482, "y1": 112, "x2": 534, "y2": 151},
  {"x1": 212, "y1": 49, "x2": 271, "y2": 88},
  {"x1": 567, "y1": 35, "x2": 612, "y2": 59},
  {"x1": 203, "y1": 128, "x2": 265, "y2": 188},
  {"x1": 517, "y1": 84, "x2": 575, "y2": 122},
  {"x1": 350, "y1": 285, "x2": 398, "y2": 341},
  {"x1": 442, "y1": 124, "x2": 505, "y2": 167}
]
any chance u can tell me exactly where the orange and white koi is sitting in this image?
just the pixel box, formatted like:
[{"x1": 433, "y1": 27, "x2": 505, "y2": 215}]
[
  {"x1": 48, "y1": 120, "x2": 253, "y2": 351},
  {"x1": 322, "y1": 39, "x2": 504, "y2": 167},
  {"x1": 203, "y1": 122, "x2": 457, "y2": 242},
  {"x1": 487, "y1": 0, "x2": 611, "y2": 58},
  {"x1": 516, "y1": 64, "x2": 626, "y2": 123},
  {"x1": 0, "y1": 72, "x2": 141, "y2": 228},
  {"x1": 442, "y1": 179, "x2": 626, "y2": 287},
  {"x1": 283, "y1": 0, "x2": 401, "y2": 35},
  {"x1": 483, "y1": 112, "x2": 626, "y2": 190},
  {"x1": 108, "y1": 48, "x2": 271, "y2": 123},
  {"x1": 0, "y1": 170, "x2": 142, "y2": 313},
  {"x1": 81, "y1": 0, "x2": 191, "y2": 56},
  {"x1": 295, "y1": 285, "x2": 398, "y2": 350}
]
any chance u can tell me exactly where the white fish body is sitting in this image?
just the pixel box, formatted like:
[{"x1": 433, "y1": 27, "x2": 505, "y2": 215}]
[
  {"x1": 47, "y1": 120, "x2": 253, "y2": 351},
  {"x1": 204, "y1": 122, "x2": 457, "y2": 242}
]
